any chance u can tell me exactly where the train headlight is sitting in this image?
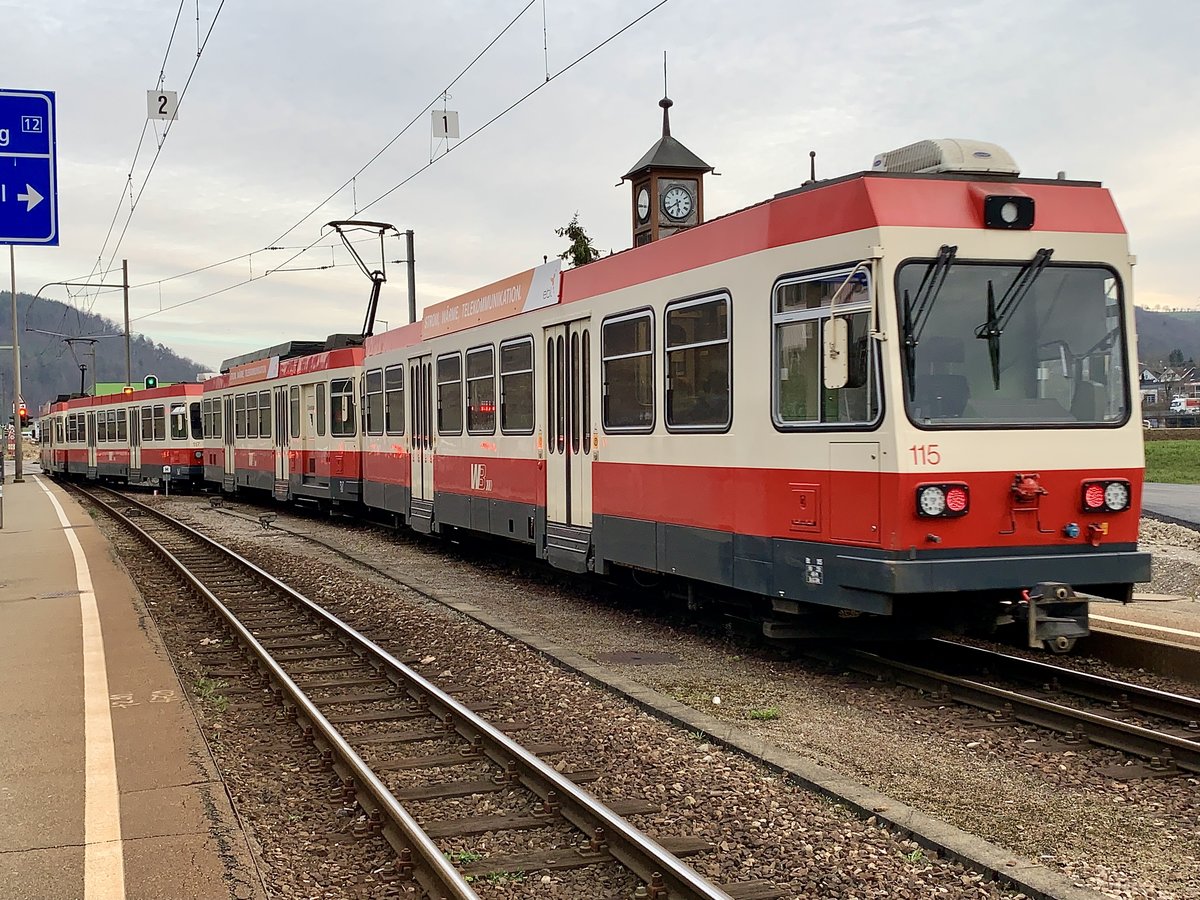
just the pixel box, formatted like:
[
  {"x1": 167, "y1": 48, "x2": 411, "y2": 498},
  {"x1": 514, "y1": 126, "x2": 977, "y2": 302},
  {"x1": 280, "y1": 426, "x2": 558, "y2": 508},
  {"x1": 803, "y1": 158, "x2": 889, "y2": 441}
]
[
  {"x1": 999, "y1": 201, "x2": 1019, "y2": 224},
  {"x1": 916, "y1": 483, "x2": 970, "y2": 518},
  {"x1": 982, "y1": 194, "x2": 1035, "y2": 229},
  {"x1": 1081, "y1": 479, "x2": 1131, "y2": 513}
]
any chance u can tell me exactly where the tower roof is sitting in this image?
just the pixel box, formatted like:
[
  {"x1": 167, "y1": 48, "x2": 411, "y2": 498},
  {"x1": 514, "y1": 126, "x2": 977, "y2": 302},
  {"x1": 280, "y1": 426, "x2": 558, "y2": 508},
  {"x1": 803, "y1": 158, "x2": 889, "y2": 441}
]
[{"x1": 622, "y1": 95, "x2": 712, "y2": 181}]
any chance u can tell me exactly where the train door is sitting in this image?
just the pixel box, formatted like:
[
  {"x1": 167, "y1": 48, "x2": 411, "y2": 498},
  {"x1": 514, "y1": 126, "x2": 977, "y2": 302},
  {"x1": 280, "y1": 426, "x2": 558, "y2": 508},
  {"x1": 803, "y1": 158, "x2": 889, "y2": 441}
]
[
  {"x1": 274, "y1": 385, "x2": 289, "y2": 499},
  {"x1": 543, "y1": 320, "x2": 593, "y2": 570},
  {"x1": 129, "y1": 408, "x2": 141, "y2": 477},
  {"x1": 408, "y1": 355, "x2": 434, "y2": 529},
  {"x1": 223, "y1": 394, "x2": 235, "y2": 491},
  {"x1": 86, "y1": 411, "x2": 98, "y2": 479}
]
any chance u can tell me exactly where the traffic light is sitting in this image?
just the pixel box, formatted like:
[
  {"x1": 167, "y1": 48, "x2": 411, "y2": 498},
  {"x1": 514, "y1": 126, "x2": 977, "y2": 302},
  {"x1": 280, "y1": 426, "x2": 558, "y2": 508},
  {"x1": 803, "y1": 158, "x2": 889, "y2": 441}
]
[
  {"x1": 18, "y1": 404, "x2": 28, "y2": 428},
  {"x1": 144, "y1": 375, "x2": 159, "y2": 389},
  {"x1": 122, "y1": 385, "x2": 135, "y2": 395}
]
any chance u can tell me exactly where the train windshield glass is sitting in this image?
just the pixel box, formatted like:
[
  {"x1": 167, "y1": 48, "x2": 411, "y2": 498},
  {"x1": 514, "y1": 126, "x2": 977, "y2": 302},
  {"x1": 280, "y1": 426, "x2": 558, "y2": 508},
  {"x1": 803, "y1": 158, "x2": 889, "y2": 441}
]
[{"x1": 897, "y1": 260, "x2": 1127, "y2": 426}]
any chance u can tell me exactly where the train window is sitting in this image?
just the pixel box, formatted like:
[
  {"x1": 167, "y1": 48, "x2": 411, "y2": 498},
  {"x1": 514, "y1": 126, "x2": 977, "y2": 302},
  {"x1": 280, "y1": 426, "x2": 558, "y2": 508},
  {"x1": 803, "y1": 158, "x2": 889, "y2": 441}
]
[
  {"x1": 570, "y1": 332, "x2": 580, "y2": 453},
  {"x1": 436, "y1": 353, "x2": 463, "y2": 435},
  {"x1": 330, "y1": 378, "x2": 357, "y2": 437},
  {"x1": 466, "y1": 346, "x2": 495, "y2": 435},
  {"x1": 602, "y1": 310, "x2": 654, "y2": 431},
  {"x1": 235, "y1": 394, "x2": 247, "y2": 439},
  {"x1": 773, "y1": 268, "x2": 878, "y2": 427},
  {"x1": 97, "y1": 412, "x2": 107, "y2": 443},
  {"x1": 212, "y1": 398, "x2": 222, "y2": 439},
  {"x1": 117, "y1": 410, "x2": 127, "y2": 442},
  {"x1": 246, "y1": 393, "x2": 259, "y2": 439},
  {"x1": 500, "y1": 337, "x2": 534, "y2": 434},
  {"x1": 153, "y1": 405, "x2": 166, "y2": 441},
  {"x1": 258, "y1": 390, "x2": 272, "y2": 439},
  {"x1": 289, "y1": 386, "x2": 301, "y2": 439},
  {"x1": 896, "y1": 260, "x2": 1128, "y2": 427},
  {"x1": 666, "y1": 294, "x2": 731, "y2": 430},
  {"x1": 384, "y1": 366, "x2": 404, "y2": 435},
  {"x1": 56, "y1": 418, "x2": 64, "y2": 444},
  {"x1": 142, "y1": 406, "x2": 153, "y2": 441},
  {"x1": 582, "y1": 330, "x2": 591, "y2": 446},
  {"x1": 190, "y1": 402, "x2": 202, "y2": 440},
  {"x1": 365, "y1": 369, "x2": 384, "y2": 435},
  {"x1": 316, "y1": 383, "x2": 327, "y2": 437},
  {"x1": 171, "y1": 404, "x2": 188, "y2": 440}
]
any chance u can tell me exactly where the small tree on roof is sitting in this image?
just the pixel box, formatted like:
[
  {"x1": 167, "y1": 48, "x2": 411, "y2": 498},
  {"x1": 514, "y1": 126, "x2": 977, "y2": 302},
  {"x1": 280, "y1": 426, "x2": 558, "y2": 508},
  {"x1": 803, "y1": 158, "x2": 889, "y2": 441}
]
[{"x1": 555, "y1": 212, "x2": 600, "y2": 268}]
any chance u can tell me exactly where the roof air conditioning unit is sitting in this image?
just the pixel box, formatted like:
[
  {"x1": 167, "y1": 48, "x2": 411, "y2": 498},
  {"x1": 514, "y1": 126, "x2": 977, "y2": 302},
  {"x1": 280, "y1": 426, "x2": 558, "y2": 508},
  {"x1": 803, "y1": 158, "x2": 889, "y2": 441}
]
[{"x1": 871, "y1": 139, "x2": 1020, "y2": 176}]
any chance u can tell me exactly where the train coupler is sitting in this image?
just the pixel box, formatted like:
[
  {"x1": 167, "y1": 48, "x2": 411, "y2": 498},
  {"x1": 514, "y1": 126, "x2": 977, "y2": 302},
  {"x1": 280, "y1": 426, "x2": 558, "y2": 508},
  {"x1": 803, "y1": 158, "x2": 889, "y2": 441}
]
[{"x1": 1012, "y1": 582, "x2": 1097, "y2": 653}]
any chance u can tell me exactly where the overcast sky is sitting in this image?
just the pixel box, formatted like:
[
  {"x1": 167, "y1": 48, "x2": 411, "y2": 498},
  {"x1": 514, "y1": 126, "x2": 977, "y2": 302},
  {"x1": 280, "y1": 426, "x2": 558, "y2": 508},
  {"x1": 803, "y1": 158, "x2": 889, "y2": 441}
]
[{"x1": 7, "y1": 0, "x2": 1199, "y2": 371}]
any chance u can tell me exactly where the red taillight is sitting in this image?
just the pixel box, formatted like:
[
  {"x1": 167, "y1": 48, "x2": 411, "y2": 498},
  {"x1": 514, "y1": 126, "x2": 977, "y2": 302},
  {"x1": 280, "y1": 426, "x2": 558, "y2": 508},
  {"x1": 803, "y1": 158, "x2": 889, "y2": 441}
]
[
  {"x1": 915, "y1": 483, "x2": 970, "y2": 518},
  {"x1": 1081, "y1": 479, "x2": 1131, "y2": 513},
  {"x1": 1083, "y1": 483, "x2": 1106, "y2": 510},
  {"x1": 945, "y1": 486, "x2": 968, "y2": 513}
]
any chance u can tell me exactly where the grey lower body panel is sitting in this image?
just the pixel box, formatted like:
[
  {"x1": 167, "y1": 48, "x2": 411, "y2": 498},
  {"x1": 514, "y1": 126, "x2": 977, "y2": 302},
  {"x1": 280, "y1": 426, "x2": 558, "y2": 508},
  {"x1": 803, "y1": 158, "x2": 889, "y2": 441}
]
[
  {"x1": 592, "y1": 514, "x2": 1149, "y2": 615},
  {"x1": 432, "y1": 491, "x2": 539, "y2": 545},
  {"x1": 364, "y1": 481, "x2": 411, "y2": 517}
]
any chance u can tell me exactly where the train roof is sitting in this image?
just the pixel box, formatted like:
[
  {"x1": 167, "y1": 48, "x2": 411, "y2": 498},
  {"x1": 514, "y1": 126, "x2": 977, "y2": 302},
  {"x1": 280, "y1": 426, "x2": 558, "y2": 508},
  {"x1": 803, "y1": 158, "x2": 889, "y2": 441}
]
[
  {"x1": 48, "y1": 381, "x2": 202, "y2": 414},
  {"x1": 361, "y1": 168, "x2": 1123, "y2": 359}
]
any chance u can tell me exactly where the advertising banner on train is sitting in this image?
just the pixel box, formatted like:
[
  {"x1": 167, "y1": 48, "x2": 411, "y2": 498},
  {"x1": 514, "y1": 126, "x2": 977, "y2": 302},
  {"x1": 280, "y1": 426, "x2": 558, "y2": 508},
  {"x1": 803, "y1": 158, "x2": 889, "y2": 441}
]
[{"x1": 421, "y1": 259, "x2": 561, "y2": 339}]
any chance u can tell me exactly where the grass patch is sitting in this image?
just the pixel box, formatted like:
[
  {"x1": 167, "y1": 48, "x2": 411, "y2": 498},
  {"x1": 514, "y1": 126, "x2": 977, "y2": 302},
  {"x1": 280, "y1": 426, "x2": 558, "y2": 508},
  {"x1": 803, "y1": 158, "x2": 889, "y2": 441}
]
[
  {"x1": 445, "y1": 850, "x2": 484, "y2": 865},
  {"x1": 1144, "y1": 440, "x2": 1200, "y2": 484},
  {"x1": 747, "y1": 707, "x2": 781, "y2": 721},
  {"x1": 193, "y1": 676, "x2": 229, "y2": 713}
]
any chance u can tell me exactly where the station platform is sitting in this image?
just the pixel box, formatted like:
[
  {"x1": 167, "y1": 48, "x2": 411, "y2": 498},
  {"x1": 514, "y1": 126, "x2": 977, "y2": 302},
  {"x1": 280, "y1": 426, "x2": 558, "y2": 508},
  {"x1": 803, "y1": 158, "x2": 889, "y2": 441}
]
[{"x1": 0, "y1": 471, "x2": 263, "y2": 899}]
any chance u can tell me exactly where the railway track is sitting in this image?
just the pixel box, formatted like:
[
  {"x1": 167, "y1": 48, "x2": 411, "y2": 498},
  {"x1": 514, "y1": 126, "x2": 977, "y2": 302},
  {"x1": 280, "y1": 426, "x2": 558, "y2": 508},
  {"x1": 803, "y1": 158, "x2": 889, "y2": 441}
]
[
  {"x1": 74, "y1": 484, "x2": 780, "y2": 900},
  {"x1": 821, "y1": 639, "x2": 1200, "y2": 778}
]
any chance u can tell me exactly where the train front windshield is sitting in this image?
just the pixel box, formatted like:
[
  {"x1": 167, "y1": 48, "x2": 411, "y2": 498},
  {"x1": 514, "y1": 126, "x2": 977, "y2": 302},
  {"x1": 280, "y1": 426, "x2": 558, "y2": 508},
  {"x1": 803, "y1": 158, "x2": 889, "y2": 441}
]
[{"x1": 897, "y1": 254, "x2": 1128, "y2": 427}]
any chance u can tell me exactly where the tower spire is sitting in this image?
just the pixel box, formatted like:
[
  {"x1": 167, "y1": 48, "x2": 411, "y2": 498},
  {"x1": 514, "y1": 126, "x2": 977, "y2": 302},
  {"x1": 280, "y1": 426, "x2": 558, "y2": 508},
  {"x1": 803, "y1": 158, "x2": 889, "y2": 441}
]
[{"x1": 660, "y1": 50, "x2": 672, "y2": 137}]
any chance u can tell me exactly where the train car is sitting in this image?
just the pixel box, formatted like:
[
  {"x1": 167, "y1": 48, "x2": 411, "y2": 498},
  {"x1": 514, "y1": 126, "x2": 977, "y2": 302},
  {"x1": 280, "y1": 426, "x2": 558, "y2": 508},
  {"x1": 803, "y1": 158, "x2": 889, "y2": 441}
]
[
  {"x1": 354, "y1": 138, "x2": 1149, "y2": 650},
  {"x1": 41, "y1": 383, "x2": 205, "y2": 487},
  {"x1": 201, "y1": 337, "x2": 365, "y2": 505}
]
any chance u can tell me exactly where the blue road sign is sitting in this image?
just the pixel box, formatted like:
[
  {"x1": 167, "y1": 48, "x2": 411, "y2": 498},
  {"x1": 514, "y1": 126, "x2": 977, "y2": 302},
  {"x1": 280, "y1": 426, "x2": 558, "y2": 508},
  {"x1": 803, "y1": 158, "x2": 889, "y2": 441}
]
[{"x1": 0, "y1": 89, "x2": 58, "y2": 246}]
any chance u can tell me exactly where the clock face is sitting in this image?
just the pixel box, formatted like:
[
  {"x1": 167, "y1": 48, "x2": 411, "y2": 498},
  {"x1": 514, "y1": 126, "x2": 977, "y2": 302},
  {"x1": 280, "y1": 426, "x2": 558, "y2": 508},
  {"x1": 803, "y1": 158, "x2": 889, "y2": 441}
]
[
  {"x1": 662, "y1": 185, "x2": 693, "y2": 220},
  {"x1": 636, "y1": 187, "x2": 650, "y2": 223}
]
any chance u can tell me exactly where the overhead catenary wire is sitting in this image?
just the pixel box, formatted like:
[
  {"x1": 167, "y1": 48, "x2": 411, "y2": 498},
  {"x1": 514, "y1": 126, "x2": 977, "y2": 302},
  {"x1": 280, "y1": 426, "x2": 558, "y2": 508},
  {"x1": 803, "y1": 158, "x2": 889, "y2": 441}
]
[{"x1": 129, "y1": 0, "x2": 673, "y2": 326}]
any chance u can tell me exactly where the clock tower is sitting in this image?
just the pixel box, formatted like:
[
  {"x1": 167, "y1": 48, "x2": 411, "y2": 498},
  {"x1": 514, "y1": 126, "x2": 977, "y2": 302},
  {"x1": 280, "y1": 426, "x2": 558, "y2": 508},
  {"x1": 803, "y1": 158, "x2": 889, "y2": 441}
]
[{"x1": 622, "y1": 93, "x2": 713, "y2": 246}]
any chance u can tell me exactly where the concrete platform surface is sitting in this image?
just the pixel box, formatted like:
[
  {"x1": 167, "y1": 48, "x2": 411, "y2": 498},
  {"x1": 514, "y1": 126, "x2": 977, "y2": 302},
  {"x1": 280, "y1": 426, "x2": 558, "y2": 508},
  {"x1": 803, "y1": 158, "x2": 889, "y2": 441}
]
[{"x1": 0, "y1": 474, "x2": 263, "y2": 900}]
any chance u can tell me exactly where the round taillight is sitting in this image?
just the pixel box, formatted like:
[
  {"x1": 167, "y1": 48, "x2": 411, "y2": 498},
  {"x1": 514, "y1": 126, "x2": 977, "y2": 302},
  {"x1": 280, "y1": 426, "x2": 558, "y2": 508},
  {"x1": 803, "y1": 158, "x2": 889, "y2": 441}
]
[
  {"x1": 1104, "y1": 481, "x2": 1130, "y2": 511},
  {"x1": 1084, "y1": 483, "x2": 1106, "y2": 510},
  {"x1": 945, "y1": 486, "x2": 968, "y2": 513},
  {"x1": 918, "y1": 486, "x2": 946, "y2": 516}
]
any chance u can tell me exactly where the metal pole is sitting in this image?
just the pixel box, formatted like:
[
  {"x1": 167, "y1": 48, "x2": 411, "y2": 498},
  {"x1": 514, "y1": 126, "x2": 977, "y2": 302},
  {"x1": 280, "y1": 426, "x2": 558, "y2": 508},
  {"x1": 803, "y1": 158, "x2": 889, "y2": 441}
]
[
  {"x1": 123, "y1": 259, "x2": 132, "y2": 388},
  {"x1": 405, "y1": 229, "x2": 417, "y2": 325},
  {"x1": 9, "y1": 245, "x2": 23, "y2": 483}
]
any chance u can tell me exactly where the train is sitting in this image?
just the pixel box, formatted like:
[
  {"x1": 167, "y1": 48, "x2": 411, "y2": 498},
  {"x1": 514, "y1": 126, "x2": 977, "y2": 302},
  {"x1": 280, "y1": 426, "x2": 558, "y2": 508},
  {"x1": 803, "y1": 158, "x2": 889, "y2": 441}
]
[{"x1": 42, "y1": 137, "x2": 1152, "y2": 652}]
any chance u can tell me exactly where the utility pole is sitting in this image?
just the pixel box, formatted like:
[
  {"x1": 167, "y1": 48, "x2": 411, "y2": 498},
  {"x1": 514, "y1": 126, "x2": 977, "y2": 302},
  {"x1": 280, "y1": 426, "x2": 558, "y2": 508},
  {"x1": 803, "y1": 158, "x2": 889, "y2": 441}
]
[
  {"x1": 123, "y1": 259, "x2": 131, "y2": 388},
  {"x1": 405, "y1": 230, "x2": 417, "y2": 325},
  {"x1": 9, "y1": 246, "x2": 22, "y2": 482}
]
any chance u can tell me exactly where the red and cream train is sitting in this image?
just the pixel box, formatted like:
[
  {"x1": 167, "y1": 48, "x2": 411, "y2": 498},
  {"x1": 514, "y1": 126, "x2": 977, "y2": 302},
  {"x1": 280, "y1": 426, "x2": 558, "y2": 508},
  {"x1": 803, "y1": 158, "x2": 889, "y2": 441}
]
[{"x1": 43, "y1": 139, "x2": 1151, "y2": 649}]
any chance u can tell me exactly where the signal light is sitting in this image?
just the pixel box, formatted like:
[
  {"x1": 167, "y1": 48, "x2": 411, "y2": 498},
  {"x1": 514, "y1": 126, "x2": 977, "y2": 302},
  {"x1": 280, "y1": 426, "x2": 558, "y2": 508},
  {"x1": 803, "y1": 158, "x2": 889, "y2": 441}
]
[
  {"x1": 1081, "y1": 479, "x2": 1130, "y2": 513},
  {"x1": 916, "y1": 483, "x2": 970, "y2": 518},
  {"x1": 144, "y1": 375, "x2": 159, "y2": 389}
]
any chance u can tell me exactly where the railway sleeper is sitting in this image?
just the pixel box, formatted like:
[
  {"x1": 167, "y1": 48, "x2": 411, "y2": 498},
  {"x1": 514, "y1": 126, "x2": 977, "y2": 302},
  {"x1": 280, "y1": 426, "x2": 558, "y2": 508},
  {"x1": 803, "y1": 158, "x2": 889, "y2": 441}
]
[{"x1": 421, "y1": 797, "x2": 659, "y2": 838}]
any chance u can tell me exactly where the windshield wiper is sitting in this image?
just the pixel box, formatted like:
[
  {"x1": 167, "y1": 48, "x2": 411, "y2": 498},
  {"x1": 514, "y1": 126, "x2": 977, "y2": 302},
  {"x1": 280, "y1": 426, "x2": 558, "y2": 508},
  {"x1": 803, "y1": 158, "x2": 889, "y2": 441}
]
[
  {"x1": 902, "y1": 244, "x2": 957, "y2": 399},
  {"x1": 974, "y1": 247, "x2": 1054, "y2": 389}
]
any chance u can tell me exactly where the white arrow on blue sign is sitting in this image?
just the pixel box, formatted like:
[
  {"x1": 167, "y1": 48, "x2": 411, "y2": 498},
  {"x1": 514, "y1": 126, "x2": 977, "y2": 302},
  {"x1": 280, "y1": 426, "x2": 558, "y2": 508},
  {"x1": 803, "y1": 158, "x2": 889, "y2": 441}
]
[{"x1": 0, "y1": 89, "x2": 58, "y2": 246}]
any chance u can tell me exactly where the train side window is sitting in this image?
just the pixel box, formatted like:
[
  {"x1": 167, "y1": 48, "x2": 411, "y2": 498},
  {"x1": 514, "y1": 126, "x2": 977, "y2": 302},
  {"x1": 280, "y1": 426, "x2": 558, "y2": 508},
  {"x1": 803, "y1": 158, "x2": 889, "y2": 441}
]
[
  {"x1": 289, "y1": 386, "x2": 301, "y2": 439},
  {"x1": 330, "y1": 378, "x2": 357, "y2": 437},
  {"x1": 499, "y1": 337, "x2": 534, "y2": 434},
  {"x1": 171, "y1": 404, "x2": 188, "y2": 440},
  {"x1": 212, "y1": 398, "x2": 223, "y2": 439},
  {"x1": 258, "y1": 390, "x2": 272, "y2": 439},
  {"x1": 602, "y1": 310, "x2": 655, "y2": 432},
  {"x1": 582, "y1": 329, "x2": 590, "y2": 444},
  {"x1": 546, "y1": 337, "x2": 556, "y2": 452},
  {"x1": 466, "y1": 345, "x2": 496, "y2": 435},
  {"x1": 365, "y1": 369, "x2": 384, "y2": 435},
  {"x1": 665, "y1": 294, "x2": 731, "y2": 430},
  {"x1": 316, "y1": 383, "x2": 327, "y2": 437},
  {"x1": 117, "y1": 409, "x2": 128, "y2": 442},
  {"x1": 235, "y1": 394, "x2": 247, "y2": 439},
  {"x1": 384, "y1": 365, "x2": 404, "y2": 435},
  {"x1": 190, "y1": 401, "x2": 202, "y2": 440},
  {"x1": 773, "y1": 268, "x2": 878, "y2": 427},
  {"x1": 153, "y1": 405, "x2": 166, "y2": 441},
  {"x1": 246, "y1": 393, "x2": 259, "y2": 439},
  {"x1": 436, "y1": 353, "x2": 463, "y2": 435},
  {"x1": 97, "y1": 411, "x2": 107, "y2": 443},
  {"x1": 142, "y1": 406, "x2": 153, "y2": 441},
  {"x1": 56, "y1": 418, "x2": 64, "y2": 444}
]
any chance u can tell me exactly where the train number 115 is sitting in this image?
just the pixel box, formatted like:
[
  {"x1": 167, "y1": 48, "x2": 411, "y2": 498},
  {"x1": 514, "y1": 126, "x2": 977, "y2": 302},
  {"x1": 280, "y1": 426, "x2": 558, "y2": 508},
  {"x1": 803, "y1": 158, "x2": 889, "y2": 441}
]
[{"x1": 910, "y1": 444, "x2": 941, "y2": 466}]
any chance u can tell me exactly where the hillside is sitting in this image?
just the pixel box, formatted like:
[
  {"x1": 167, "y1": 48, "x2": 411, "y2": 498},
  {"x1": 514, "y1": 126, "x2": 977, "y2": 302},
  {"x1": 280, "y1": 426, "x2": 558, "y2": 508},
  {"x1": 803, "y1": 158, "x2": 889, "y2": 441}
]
[
  {"x1": 1, "y1": 291, "x2": 211, "y2": 413},
  {"x1": 1135, "y1": 308, "x2": 1200, "y2": 368}
]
